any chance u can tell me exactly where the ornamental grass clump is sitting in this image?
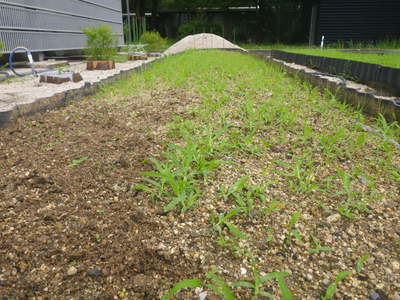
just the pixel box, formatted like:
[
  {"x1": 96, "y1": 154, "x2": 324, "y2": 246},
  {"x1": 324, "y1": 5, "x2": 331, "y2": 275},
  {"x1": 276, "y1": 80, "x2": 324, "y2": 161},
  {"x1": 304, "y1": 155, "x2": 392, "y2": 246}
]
[
  {"x1": 139, "y1": 31, "x2": 166, "y2": 52},
  {"x1": 82, "y1": 25, "x2": 117, "y2": 69}
]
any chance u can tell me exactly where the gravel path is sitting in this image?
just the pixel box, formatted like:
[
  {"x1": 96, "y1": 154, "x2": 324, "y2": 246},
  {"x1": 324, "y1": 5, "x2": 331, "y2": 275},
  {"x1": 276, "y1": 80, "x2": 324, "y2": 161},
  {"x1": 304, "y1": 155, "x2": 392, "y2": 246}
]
[{"x1": 0, "y1": 59, "x2": 156, "y2": 113}]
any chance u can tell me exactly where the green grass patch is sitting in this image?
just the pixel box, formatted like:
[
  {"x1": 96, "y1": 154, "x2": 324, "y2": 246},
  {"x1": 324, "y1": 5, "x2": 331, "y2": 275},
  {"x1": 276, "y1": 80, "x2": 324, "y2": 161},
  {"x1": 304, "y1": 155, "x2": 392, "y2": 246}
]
[{"x1": 284, "y1": 49, "x2": 400, "y2": 68}]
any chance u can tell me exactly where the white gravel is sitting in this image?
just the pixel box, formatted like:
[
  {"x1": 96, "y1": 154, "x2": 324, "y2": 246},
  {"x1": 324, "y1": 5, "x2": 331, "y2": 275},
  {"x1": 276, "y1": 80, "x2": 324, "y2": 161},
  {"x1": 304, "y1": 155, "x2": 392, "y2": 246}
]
[
  {"x1": 0, "y1": 59, "x2": 157, "y2": 112},
  {"x1": 164, "y1": 33, "x2": 246, "y2": 56}
]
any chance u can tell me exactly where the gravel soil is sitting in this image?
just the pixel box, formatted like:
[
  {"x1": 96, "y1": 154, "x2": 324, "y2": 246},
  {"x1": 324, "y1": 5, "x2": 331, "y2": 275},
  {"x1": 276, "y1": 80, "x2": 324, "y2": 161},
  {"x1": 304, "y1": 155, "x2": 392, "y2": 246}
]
[{"x1": 0, "y1": 51, "x2": 399, "y2": 299}]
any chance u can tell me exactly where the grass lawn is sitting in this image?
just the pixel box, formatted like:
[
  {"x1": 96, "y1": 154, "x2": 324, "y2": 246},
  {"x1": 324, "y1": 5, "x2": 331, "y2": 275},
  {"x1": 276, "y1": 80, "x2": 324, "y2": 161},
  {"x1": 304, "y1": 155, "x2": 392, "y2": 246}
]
[
  {"x1": 0, "y1": 50, "x2": 399, "y2": 299},
  {"x1": 284, "y1": 49, "x2": 400, "y2": 69}
]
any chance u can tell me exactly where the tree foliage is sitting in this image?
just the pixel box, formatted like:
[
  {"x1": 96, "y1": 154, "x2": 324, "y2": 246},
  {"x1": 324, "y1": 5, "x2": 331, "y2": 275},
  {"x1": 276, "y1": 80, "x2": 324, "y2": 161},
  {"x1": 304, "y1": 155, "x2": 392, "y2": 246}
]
[{"x1": 123, "y1": 0, "x2": 318, "y2": 43}]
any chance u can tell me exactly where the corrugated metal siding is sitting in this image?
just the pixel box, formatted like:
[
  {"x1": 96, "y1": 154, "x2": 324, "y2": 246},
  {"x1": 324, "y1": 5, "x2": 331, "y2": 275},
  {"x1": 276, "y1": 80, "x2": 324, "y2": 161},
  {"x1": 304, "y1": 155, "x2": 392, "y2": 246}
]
[
  {"x1": 319, "y1": 0, "x2": 400, "y2": 42},
  {"x1": 0, "y1": 0, "x2": 123, "y2": 52}
]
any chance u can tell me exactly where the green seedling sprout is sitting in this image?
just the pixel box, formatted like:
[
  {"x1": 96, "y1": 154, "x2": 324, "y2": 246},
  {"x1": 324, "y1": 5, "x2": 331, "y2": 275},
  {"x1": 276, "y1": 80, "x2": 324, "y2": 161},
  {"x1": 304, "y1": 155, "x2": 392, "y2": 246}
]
[{"x1": 322, "y1": 270, "x2": 351, "y2": 300}]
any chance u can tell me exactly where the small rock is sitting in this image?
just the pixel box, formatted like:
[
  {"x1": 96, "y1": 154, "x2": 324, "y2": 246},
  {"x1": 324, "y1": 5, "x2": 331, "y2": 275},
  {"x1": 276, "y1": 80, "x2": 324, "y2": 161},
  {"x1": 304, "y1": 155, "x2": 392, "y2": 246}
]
[
  {"x1": 326, "y1": 214, "x2": 341, "y2": 223},
  {"x1": 199, "y1": 292, "x2": 208, "y2": 300},
  {"x1": 368, "y1": 290, "x2": 388, "y2": 300},
  {"x1": 87, "y1": 268, "x2": 103, "y2": 277},
  {"x1": 67, "y1": 266, "x2": 77, "y2": 276},
  {"x1": 391, "y1": 261, "x2": 399, "y2": 270},
  {"x1": 0, "y1": 280, "x2": 8, "y2": 286},
  {"x1": 384, "y1": 268, "x2": 392, "y2": 275},
  {"x1": 240, "y1": 267, "x2": 247, "y2": 276}
]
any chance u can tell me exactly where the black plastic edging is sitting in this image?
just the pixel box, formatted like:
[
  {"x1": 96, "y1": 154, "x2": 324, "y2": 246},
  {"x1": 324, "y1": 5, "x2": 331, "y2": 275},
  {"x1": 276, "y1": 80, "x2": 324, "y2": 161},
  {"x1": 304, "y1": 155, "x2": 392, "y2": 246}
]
[
  {"x1": 270, "y1": 50, "x2": 400, "y2": 96},
  {"x1": 0, "y1": 60, "x2": 158, "y2": 128}
]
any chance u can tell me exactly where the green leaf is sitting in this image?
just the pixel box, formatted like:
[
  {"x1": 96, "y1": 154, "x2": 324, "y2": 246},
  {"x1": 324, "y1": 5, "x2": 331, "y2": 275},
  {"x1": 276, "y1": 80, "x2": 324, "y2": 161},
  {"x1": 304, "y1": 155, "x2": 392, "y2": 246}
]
[
  {"x1": 225, "y1": 222, "x2": 248, "y2": 240},
  {"x1": 206, "y1": 282, "x2": 235, "y2": 300},
  {"x1": 335, "y1": 271, "x2": 351, "y2": 284},
  {"x1": 356, "y1": 253, "x2": 370, "y2": 273},
  {"x1": 322, "y1": 283, "x2": 337, "y2": 300},
  {"x1": 69, "y1": 157, "x2": 88, "y2": 167},
  {"x1": 162, "y1": 279, "x2": 202, "y2": 300},
  {"x1": 277, "y1": 278, "x2": 293, "y2": 300},
  {"x1": 164, "y1": 195, "x2": 184, "y2": 212},
  {"x1": 232, "y1": 281, "x2": 255, "y2": 289},
  {"x1": 206, "y1": 269, "x2": 234, "y2": 300},
  {"x1": 288, "y1": 211, "x2": 301, "y2": 228},
  {"x1": 258, "y1": 290, "x2": 274, "y2": 299},
  {"x1": 131, "y1": 183, "x2": 151, "y2": 192}
]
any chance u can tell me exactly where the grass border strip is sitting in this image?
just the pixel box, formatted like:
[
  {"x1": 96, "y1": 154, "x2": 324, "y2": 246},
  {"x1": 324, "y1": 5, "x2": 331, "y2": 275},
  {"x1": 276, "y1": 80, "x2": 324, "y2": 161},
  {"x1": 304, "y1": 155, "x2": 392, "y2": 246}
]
[
  {"x1": 0, "y1": 59, "x2": 159, "y2": 128},
  {"x1": 250, "y1": 51, "x2": 400, "y2": 122}
]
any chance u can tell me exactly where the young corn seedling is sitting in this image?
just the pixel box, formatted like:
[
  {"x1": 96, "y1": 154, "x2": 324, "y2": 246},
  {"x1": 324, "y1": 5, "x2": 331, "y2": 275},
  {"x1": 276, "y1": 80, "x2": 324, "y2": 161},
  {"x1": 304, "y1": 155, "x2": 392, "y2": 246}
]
[
  {"x1": 355, "y1": 253, "x2": 370, "y2": 273},
  {"x1": 284, "y1": 211, "x2": 302, "y2": 247},
  {"x1": 318, "y1": 128, "x2": 346, "y2": 159},
  {"x1": 233, "y1": 264, "x2": 293, "y2": 300},
  {"x1": 307, "y1": 234, "x2": 332, "y2": 254},
  {"x1": 322, "y1": 270, "x2": 351, "y2": 300},
  {"x1": 69, "y1": 157, "x2": 88, "y2": 167},
  {"x1": 134, "y1": 156, "x2": 201, "y2": 213},
  {"x1": 211, "y1": 208, "x2": 248, "y2": 241},
  {"x1": 162, "y1": 268, "x2": 234, "y2": 300},
  {"x1": 221, "y1": 178, "x2": 269, "y2": 216},
  {"x1": 280, "y1": 156, "x2": 318, "y2": 194}
]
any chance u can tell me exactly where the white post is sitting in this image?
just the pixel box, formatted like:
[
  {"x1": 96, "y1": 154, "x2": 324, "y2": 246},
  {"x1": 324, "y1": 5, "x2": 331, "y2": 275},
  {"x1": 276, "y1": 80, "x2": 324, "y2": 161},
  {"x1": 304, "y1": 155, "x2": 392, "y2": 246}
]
[{"x1": 320, "y1": 35, "x2": 325, "y2": 49}]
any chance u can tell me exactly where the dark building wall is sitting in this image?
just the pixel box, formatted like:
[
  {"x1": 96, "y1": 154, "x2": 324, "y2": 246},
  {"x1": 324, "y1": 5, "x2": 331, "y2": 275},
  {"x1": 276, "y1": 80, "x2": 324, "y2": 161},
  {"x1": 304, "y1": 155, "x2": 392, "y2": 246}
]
[{"x1": 318, "y1": 0, "x2": 400, "y2": 42}]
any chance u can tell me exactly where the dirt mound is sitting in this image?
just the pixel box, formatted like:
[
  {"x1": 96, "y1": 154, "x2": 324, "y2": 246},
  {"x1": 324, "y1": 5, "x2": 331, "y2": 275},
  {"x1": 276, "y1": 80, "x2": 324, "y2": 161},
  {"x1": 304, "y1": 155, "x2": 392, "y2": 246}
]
[{"x1": 164, "y1": 33, "x2": 246, "y2": 55}]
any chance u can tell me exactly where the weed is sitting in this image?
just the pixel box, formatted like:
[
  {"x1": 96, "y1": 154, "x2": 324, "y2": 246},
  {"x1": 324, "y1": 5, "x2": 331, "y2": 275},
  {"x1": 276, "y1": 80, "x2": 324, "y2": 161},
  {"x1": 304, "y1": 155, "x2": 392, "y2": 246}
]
[
  {"x1": 162, "y1": 268, "x2": 234, "y2": 300},
  {"x1": 94, "y1": 233, "x2": 101, "y2": 243},
  {"x1": 355, "y1": 253, "x2": 370, "y2": 273},
  {"x1": 211, "y1": 208, "x2": 248, "y2": 240},
  {"x1": 280, "y1": 156, "x2": 318, "y2": 194},
  {"x1": 233, "y1": 266, "x2": 292, "y2": 299},
  {"x1": 308, "y1": 234, "x2": 332, "y2": 254},
  {"x1": 322, "y1": 271, "x2": 351, "y2": 300},
  {"x1": 162, "y1": 278, "x2": 203, "y2": 300},
  {"x1": 69, "y1": 157, "x2": 88, "y2": 167},
  {"x1": 284, "y1": 211, "x2": 302, "y2": 247}
]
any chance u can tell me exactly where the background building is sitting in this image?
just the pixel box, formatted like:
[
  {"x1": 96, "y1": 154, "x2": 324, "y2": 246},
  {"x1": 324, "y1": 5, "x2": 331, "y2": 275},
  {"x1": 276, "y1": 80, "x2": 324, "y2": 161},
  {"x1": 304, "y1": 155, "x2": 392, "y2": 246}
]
[
  {"x1": 316, "y1": 0, "x2": 400, "y2": 43},
  {"x1": 0, "y1": 0, "x2": 124, "y2": 53}
]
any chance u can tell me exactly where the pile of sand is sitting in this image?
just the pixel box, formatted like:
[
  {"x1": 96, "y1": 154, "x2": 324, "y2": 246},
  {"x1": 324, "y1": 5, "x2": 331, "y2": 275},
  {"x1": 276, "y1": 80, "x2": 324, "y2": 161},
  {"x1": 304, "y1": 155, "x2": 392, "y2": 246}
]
[{"x1": 164, "y1": 33, "x2": 246, "y2": 55}]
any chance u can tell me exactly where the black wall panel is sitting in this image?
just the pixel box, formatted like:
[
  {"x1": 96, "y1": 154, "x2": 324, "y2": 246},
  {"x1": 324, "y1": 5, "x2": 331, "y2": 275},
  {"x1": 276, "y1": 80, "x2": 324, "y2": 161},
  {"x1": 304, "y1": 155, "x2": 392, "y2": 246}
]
[{"x1": 318, "y1": 0, "x2": 400, "y2": 42}]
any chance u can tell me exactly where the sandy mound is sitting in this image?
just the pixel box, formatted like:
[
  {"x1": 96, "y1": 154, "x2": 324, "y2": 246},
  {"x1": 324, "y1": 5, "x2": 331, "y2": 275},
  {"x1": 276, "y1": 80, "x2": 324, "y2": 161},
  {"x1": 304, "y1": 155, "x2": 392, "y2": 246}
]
[{"x1": 164, "y1": 33, "x2": 246, "y2": 55}]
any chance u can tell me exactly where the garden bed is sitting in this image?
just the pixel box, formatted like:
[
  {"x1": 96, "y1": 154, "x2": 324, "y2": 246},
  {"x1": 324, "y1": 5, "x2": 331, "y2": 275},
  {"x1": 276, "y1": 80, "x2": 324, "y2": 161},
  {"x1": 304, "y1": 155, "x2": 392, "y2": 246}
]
[{"x1": 0, "y1": 50, "x2": 399, "y2": 299}]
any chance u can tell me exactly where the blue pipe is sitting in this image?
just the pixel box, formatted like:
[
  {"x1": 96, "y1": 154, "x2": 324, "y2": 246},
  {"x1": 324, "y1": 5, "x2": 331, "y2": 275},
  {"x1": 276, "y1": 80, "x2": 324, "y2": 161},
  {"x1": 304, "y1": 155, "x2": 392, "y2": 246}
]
[
  {"x1": 9, "y1": 47, "x2": 36, "y2": 77},
  {"x1": 8, "y1": 47, "x2": 53, "y2": 77}
]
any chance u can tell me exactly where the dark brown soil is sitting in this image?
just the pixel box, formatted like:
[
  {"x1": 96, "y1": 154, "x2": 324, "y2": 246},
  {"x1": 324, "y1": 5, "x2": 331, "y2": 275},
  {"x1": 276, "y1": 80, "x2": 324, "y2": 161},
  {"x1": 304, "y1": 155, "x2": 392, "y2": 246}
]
[
  {"x1": 0, "y1": 87, "x2": 202, "y2": 299},
  {"x1": 0, "y1": 58, "x2": 399, "y2": 300}
]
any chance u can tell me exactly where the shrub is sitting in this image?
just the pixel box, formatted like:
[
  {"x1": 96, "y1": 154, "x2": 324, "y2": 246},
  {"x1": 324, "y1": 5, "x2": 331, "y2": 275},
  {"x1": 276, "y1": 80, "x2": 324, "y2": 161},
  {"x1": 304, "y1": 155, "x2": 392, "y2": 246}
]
[
  {"x1": 82, "y1": 25, "x2": 118, "y2": 61},
  {"x1": 178, "y1": 17, "x2": 222, "y2": 38},
  {"x1": 139, "y1": 31, "x2": 166, "y2": 52}
]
